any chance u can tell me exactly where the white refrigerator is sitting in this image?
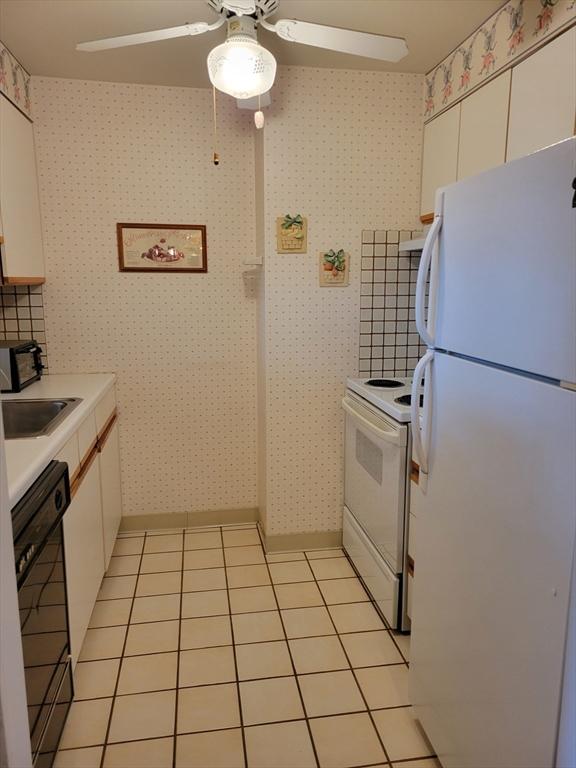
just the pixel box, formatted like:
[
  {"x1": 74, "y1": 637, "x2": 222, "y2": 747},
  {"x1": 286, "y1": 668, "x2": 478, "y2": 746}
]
[{"x1": 408, "y1": 137, "x2": 576, "y2": 768}]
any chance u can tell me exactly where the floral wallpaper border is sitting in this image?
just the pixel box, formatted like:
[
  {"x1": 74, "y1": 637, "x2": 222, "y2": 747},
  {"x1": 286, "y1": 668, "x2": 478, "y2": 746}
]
[
  {"x1": 0, "y1": 41, "x2": 32, "y2": 118},
  {"x1": 424, "y1": 0, "x2": 576, "y2": 120}
]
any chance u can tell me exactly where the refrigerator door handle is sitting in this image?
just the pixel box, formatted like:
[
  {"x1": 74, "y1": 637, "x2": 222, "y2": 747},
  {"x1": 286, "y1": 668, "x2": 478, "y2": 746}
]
[
  {"x1": 416, "y1": 190, "x2": 444, "y2": 347},
  {"x1": 411, "y1": 350, "x2": 434, "y2": 474}
]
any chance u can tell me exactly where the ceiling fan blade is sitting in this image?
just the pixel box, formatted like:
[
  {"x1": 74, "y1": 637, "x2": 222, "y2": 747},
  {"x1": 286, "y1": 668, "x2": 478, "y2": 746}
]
[
  {"x1": 76, "y1": 19, "x2": 224, "y2": 52},
  {"x1": 261, "y1": 19, "x2": 408, "y2": 63}
]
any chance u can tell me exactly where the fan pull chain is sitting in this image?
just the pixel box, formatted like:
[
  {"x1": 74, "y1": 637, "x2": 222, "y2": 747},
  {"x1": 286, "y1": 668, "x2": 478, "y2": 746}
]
[
  {"x1": 254, "y1": 93, "x2": 265, "y2": 130},
  {"x1": 212, "y1": 86, "x2": 220, "y2": 166}
]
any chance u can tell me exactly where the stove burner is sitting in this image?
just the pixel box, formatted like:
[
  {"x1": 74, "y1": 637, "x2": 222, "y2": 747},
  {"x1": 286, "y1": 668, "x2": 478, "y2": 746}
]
[
  {"x1": 395, "y1": 394, "x2": 424, "y2": 407},
  {"x1": 366, "y1": 379, "x2": 404, "y2": 389}
]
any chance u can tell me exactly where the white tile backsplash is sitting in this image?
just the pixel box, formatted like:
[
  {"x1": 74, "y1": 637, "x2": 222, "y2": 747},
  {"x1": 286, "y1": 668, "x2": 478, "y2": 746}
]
[
  {"x1": 0, "y1": 286, "x2": 49, "y2": 370},
  {"x1": 357, "y1": 229, "x2": 427, "y2": 378}
]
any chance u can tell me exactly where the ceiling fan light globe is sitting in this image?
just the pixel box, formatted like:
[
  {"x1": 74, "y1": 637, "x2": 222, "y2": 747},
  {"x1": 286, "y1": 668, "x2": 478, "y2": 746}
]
[{"x1": 207, "y1": 38, "x2": 276, "y2": 99}]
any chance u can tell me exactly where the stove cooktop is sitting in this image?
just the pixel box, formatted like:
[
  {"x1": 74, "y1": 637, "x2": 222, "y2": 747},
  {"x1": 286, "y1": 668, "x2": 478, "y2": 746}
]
[
  {"x1": 346, "y1": 376, "x2": 421, "y2": 423},
  {"x1": 364, "y1": 379, "x2": 405, "y2": 389},
  {"x1": 395, "y1": 393, "x2": 424, "y2": 407}
]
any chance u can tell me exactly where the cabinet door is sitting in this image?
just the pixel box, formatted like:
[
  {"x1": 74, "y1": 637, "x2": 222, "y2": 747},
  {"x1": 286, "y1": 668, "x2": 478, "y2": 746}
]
[
  {"x1": 507, "y1": 27, "x2": 576, "y2": 162},
  {"x1": 0, "y1": 97, "x2": 45, "y2": 283},
  {"x1": 63, "y1": 457, "x2": 105, "y2": 666},
  {"x1": 420, "y1": 104, "x2": 461, "y2": 217},
  {"x1": 99, "y1": 421, "x2": 123, "y2": 569},
  {"x1": 457, "y1": 70, "x2": 510, "y2": 181}
]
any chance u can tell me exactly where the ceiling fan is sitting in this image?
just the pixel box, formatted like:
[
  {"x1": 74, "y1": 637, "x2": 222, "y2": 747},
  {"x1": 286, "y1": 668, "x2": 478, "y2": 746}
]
[{"x1": 77, "y1": 0, "x2": 409, "y2": 100}]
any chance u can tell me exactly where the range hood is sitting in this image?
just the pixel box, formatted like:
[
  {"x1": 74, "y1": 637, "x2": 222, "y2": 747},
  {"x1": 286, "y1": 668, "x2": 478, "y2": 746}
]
[{"x1": 398, "y1": 226, "x2": 429, "y2": 252}]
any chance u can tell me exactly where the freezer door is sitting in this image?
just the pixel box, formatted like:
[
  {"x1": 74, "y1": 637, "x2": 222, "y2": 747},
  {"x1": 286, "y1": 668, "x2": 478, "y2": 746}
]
[
  {"x1": 435, "y1": 137, "x2": 576, "y2": 384},
  {"x1": 409, "y1": 352, "x2": 576, "y2": 768}
]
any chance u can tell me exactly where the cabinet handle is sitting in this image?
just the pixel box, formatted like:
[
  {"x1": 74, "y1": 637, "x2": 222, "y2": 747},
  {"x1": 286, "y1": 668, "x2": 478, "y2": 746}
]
[
  {"x1": 69, "y1": 410, "x2": 118, "y2": 498},
  {"x1": 97, "y1": 410, "x2": 118, "y2": 452},
  {"x1": 70, "y1": 441, "x2": 99, "y2": 498}
]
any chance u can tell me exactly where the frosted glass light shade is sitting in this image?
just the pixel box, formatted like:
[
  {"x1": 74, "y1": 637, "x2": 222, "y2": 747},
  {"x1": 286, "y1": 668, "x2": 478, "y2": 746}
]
[{"x1": 207, "y1": 37, "x2": 277, "y2": 99}]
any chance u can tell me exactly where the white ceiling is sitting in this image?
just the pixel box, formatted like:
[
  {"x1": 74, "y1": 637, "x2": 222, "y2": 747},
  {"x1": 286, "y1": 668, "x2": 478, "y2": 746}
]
[{"x1": 1, "y1": 0, "x2": 504, "y2": 88}]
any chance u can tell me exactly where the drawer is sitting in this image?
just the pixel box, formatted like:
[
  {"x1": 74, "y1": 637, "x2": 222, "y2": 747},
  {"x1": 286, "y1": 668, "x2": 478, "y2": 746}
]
[
  {"x1": 55, "y1": 433, "x2": 80, "y2": 481},
  {"x1": 343, "y1": 507, "x2": 399, "y2": 629},
  {"x1": 95, "y1": 387, "x2": 116, "y2": 435},
  {"x1": 77, "y1": 412, "x2": 97, "y2": 464}
]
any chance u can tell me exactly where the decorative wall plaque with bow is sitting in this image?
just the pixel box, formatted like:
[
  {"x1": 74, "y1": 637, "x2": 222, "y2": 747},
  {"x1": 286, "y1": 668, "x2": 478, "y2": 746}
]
[
  {"x1": 276, "y1": 213, "x2": 308, "y2": 253},
  {"x1": 319, "y1": 249, "x2": 350, "y2": 287}
]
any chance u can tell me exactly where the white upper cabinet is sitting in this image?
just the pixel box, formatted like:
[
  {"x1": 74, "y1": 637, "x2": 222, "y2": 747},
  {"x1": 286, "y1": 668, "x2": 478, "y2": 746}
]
[
  {"x1": 421, "y1": 28, "x2": 576, "y2": 217},
  {"x1": 0, "y1": 96, "x2": 45, "y2": 284},
  {"x1": 420, "y1": 103, "x2": 461, "y2": 217},
  {"x1": 457, "y1": 70, "x2": 511, "y2": 181},
  {"x1": 507, "y1": 27, "x2": 576, "y2": 162}
]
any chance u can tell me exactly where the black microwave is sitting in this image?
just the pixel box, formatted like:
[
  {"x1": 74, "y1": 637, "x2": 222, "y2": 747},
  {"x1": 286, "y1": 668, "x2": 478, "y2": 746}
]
[{"x1": 0, "y1": 340, "x2": 44, "y2": 393}]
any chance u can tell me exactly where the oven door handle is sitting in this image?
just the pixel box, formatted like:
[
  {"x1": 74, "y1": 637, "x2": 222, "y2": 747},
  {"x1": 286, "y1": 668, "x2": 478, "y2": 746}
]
[{"x1": 342, "y1": 397, "x2": 405, "y2": 446}]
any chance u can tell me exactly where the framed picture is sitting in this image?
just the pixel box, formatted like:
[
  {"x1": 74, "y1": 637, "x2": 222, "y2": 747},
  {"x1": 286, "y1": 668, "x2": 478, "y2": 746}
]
[
  {"x1": 117, "y1": 223, "x2": 207, "y2": 273},
  {"x1": 319, "y1": 249, "x2": 350, "y2": 287}
]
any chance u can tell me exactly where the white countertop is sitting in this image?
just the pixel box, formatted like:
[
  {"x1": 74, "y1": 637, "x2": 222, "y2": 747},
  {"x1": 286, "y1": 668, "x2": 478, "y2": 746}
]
[{"x1": 2, "y1": 373, "x2": 116, "y2": 508}]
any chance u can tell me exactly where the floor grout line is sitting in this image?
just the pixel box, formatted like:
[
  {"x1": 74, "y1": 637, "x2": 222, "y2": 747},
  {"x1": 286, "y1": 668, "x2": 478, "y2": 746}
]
[
  {"x1": 72, "y1": 667, "x2": 413, "y2": 700},
  {"x1": 303, "y1": 548, "x2": 393, "y2": 766},
  {"x1": 171, "y1": 529, "x2": 185, "y2": 768},
  {"x1": 97, "y1": 531, "x2": 146, "y2": 768},
  {"x1": 78, "y1": 620, "x2": 409, "y2": 643},
  {"x1": 101, "y1": 570, "x2": 365, "y2": 585},
  {"x1": 254, "y1": 527, "x2": 322, "y2": 768},
  {"x1": 219, "y1": 526, "x2": 249, "y2": 768}
]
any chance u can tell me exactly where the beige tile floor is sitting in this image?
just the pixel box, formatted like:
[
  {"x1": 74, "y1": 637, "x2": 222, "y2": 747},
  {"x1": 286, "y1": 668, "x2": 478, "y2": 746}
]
[{"x1": 55, "y1": 524, "x2": 439, "y2": 768}]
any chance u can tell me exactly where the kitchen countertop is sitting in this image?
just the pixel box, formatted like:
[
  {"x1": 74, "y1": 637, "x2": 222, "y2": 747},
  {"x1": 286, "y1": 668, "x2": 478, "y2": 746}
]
[{"x1": 2, "y1": 373, "x2": 116, "y2": 508}]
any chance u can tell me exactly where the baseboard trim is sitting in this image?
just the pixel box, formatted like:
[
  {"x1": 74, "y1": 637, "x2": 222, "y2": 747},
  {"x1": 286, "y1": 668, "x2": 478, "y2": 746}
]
[
  {"x1": 120, "y1": 508, "x2": 259, "y2": 532},
  {"x1": 261, "y1": 527, "x2": 343, "y2": 553}
]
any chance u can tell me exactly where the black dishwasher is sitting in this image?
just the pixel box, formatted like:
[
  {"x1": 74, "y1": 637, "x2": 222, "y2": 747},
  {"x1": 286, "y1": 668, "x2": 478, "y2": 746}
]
[{"x1": 12, "y1": 461, "x2": 73, "y2": 768}]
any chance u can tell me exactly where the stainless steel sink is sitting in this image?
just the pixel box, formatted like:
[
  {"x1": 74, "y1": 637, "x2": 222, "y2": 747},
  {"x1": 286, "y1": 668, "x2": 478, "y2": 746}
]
[{"x1": 2, "y1": 398, "x2": 83, "y2": 439}]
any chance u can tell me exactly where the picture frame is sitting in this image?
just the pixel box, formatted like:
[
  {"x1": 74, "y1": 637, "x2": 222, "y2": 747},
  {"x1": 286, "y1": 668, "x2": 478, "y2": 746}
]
[{"x1": 117, "y1": 223, "x2": 207, "y2": 273}]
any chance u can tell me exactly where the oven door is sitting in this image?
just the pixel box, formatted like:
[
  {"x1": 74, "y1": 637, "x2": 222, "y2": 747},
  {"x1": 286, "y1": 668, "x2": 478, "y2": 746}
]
[{"x1": 342, "y1": 392, "x2": 407, "y2": 573}]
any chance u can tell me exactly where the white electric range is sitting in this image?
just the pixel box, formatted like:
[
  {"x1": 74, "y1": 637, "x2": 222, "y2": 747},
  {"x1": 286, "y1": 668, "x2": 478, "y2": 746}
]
[
  {"x1": 342, "y1": 376, "x2": 421, "y2": 632},
  {"x1": 346, "y1": 376, "x2": 416, "y2": 422}
]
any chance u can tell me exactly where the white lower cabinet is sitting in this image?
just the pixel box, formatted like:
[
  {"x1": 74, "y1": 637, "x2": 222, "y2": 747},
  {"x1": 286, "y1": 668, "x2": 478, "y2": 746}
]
[
  {"x1": 60, "y1": 385, "x2": 122, "y2": 667},
  {"x1": 99, "y1": 421, "x2": 122, "y2": 569},
  {"x1": 63, "y1": 457, "x2": 105, "y2": 667}
]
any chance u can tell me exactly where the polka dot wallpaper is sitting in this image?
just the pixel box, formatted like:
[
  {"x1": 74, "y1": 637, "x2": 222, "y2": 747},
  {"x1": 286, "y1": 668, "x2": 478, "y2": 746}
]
[
  {"x1": 30, "y1": 67, "x2": 423, "y2": 532},
  {"x1": 258, "y1": 67, "x2": 423, "y2": 537},
  {"x1": 31, "y1": 77, "x2": 259, "y2": 517}
]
